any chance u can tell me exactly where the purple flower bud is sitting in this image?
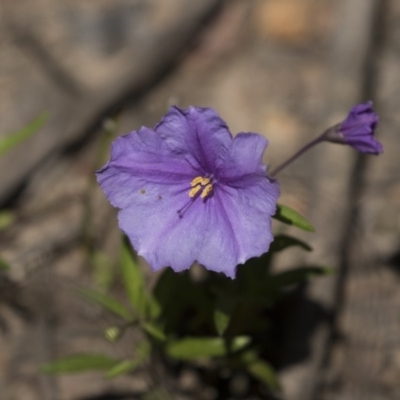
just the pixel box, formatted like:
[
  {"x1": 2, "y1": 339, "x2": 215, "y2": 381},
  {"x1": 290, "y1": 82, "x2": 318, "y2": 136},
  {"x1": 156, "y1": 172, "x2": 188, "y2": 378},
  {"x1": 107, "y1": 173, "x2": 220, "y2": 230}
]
[{"x1": 325, "y1": 102, "x2": 383, "y2": 154}]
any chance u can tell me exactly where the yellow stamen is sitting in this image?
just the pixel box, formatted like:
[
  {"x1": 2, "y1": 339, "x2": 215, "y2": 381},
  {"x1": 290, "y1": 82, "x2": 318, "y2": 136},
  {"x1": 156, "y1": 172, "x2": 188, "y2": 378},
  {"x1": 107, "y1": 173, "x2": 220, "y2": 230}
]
[
  {"x1": 201, "y1": 184, "x2": 213, "y2": 198},
  {"x1": 191, "y1": 176, "x2": 210, "y2": 187},
  {"x1": 188, "y1": 176, "x2": 213, "y2": 199},
  {"x1": 188, "y1": 185, "x2": 202, "y2": 198}
]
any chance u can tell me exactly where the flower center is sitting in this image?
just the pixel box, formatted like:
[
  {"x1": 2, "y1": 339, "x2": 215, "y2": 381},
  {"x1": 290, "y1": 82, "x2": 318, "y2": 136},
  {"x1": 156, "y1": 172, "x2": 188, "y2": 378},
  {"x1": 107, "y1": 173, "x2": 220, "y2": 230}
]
[
  {"x1": 177, "y1": 175, "x2": 214, "y2": 218},
  {"x1": 188, "y1": 176, "x2": 213, "y2": 199}
]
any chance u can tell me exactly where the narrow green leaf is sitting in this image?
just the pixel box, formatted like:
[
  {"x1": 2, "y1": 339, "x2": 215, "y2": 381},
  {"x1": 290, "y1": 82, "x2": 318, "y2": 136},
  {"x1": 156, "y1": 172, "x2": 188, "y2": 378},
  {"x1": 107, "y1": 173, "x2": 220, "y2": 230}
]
[
  {"x1": 120, "y1": 241, "x2": 147, "y2": 319},
  {"x1": 271, "y1": 266, "x2": 334, "y2": 288},
  {"x1": 166, "y1": 336, "x2": 250, "y2": 360},
  {"x1": 0, "y1": 113, "x2": 48, "y2": 157},
  {"x1": 143, "y1": 389, "x2": 174, "y2": 400},
  {"x1": 0, "y1": 257, "x2": 10, "y2": 271},
  {"x1": 273, "y1": 204, "x2": 315, "y2": 232},
  {"x1": 148, "y1": 296, "x2": 161, "y2": 320},
  {"x1": 143, "y1": 322, "x2": 167, "y2": 341},
  {"x1": 0, "y1": 211, "x2": 15, "y2": 232},
  {"x1": 91, "y1": 250, "x2": 115, "y2": 292},
  {"x1": 214, "y1": 309, "x2": 230, "y2": 336},
  {"x1": 247, "y1": 359, "x2": 280, "y2": 390},
  {"x1": 78, "y1": 288, "x2": 133, "y2": 321},
  {"x1": 107, "y1": 359, "x2": 142, "y2": 378},
  {"x1": 107, "y1": 342, "x2": 151, "y2": 378},
  {"x1": 41, "y1": 354, "x2": 118, "y2": 374},
  {"x1": 270, "y1": 234, "x2": 312, "y2": 253}
]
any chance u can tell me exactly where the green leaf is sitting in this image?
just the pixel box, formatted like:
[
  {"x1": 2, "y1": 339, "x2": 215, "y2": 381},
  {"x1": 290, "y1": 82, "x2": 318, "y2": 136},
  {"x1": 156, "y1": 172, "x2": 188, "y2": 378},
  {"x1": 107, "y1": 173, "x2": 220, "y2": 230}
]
[
  {"x1": 0, "y1": 211, "x2": 15, "y2": 232},
  {"x1": 143, "y1": 322, "x2": 167, "y2": 341},
  {"x1": 107, "y1": 342, "x2": 151, "y2": 378},
  {"x1": 212, "y1": 294, "x2": 236, "y2": 336},
  {"x1": 166, "y1": 336, "x2": 250, "y2": 360},
  {"x1": 0, "y1": 257, "x2": 10, "y2": 271},
  {"x1": 273, "y1": 204, "x2": 315, "y2": 232},
  {"x1": 78, "y1": 288, "x2": 133, "y2": 321},
  {"x1": 242, "y1": 352, "x2": 280, "y2": 390},
  {"x1": 41, "y1": 354, "x2": 118, "y2": 374},
  {"x1": 0, "y1": 113, "x2": 48, "y2": 157},
  {"x1": 153, "y1": 269, "x2": 213, "y2": 334},
  {"x1": 120, "y1": 241, "x2": 148, "y2": 319},
  {"x1": 214, "y1": 309, "x2": 230, "y2": 336},
  {"x1": 143, "y1": 389, "x2": 174, "y2": 400},
  {"x1": 270, "y1": 266, "x2": 334, "y2": 288},
  {"x1": 107, "y1": 359, "x2": 142, "y2": 378},
  {"x1": 91, "y1": 250, "x2": 115, "y2": 292},
  {"x1": 270, "y1": 234, "x2": 312, "y2": 253}
]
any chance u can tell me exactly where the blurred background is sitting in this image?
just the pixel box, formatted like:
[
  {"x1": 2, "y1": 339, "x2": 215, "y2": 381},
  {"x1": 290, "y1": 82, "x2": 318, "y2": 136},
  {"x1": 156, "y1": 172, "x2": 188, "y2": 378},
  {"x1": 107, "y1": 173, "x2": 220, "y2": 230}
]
[{"x1": 1, "y1": 0, "x2": 400, "y2": 399}]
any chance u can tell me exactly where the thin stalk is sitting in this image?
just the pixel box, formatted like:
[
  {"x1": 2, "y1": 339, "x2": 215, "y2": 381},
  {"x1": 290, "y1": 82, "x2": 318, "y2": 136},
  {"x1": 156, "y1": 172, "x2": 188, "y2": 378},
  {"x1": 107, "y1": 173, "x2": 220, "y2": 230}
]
[{"x1": 269, "y1": 129, "x2": 332, "y2": 177}]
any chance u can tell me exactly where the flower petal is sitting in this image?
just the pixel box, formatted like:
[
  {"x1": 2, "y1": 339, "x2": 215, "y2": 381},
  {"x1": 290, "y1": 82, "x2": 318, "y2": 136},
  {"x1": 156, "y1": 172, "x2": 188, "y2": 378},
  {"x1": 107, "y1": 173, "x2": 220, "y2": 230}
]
[
  {"x1": 155, "y1": 106, "x2": 232, "y2": 173},
  {"x1": 343, "y1": 136, "x2": 383, "y2": 154},
  {"x1": 217, "y1": 132, "x2": 268, "y2": 181},
  {"x1": 96, "y1": 127, "x2": 198, "y2": 209},
  {"x1": 97, "y1": 106, "x2": 280, "y2": 279},
  {"x1": 118, "y1": 188, "x2": 208, "y2": 273},
  {"x1": 340, "y1": 101, "x2": 382, "y2": 154},
  {"x1": 197, "y1": 176, "x2": 280, "y2": 278}
]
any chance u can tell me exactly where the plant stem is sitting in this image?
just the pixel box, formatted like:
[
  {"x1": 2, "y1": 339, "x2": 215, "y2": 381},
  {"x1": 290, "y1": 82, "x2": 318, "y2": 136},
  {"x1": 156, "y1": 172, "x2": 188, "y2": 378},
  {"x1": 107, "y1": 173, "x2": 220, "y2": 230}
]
[{"x1": 269, "y1": 132, "x2": 328, "y2": 177}]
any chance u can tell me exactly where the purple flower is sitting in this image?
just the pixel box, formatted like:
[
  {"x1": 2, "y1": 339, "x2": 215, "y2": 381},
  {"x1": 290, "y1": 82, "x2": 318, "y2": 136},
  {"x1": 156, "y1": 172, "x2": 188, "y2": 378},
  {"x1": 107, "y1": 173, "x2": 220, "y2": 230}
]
[
  {"x1": 325, "y1": 101, "x2": 382, "y2": 154},
  {"x1": 96, "y1": 106, "x2": 279, "y2": 278}
]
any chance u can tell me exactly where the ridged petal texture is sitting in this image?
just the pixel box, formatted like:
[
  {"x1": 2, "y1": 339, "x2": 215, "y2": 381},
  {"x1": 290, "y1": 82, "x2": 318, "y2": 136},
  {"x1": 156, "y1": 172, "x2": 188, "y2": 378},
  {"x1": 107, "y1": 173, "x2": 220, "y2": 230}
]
[
  {"x1": 97, "y1": 106, "x2": 279, "y2": 278},
  {"x1": 340, "y1": 102, "x2": 383, "y2": 154}
]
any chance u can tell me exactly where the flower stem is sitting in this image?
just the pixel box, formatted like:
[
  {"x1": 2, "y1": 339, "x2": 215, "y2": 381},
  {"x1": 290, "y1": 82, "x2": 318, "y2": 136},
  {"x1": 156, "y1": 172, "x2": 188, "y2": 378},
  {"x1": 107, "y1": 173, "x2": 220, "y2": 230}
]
[{"x1": 269, "y1": 130, "x2": 330, "y2": 177}]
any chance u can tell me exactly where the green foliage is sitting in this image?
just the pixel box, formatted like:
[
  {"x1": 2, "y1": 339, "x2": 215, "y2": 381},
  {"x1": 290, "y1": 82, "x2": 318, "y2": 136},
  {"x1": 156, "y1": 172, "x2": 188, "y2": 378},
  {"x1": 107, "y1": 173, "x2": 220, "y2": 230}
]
[
  {"x1": 153, "y1": 268, "x2": 214, "y2": 335},
  {"x1": 165, "y1": 336, "x2": 250, "y2": 360},
  {"x1": 143, "y1": 389, "x2": 174, "y2": 400},
  {"x1": 242, "y1": 351, "x2": 280, "y2": 391},
  {"x1": 44, "y1": 205, "x2": 329, "y2": 392},
  {"x1": 273, "y1": 204, "x2": 315, "y2": 232},
  {"x1": 270, "y1": 234, "x2": 312, "y2": 253},
  {"x1": 90, "y1": 250, "x2": 115, "y2": 292},
  {"x1": 0, "y1": 113, "x2": 47, "y2": 157},
  {"x1": 0, "y1": 257, "x2": 10, "y2": 271},
  {"x1": 106, "y1": 342, "x2": 151, "y2": 378},
  {"x1": 78, "y1": 288, "x2": 133, "y2": 321},
  {"x1": 142, "y1": 321, "x2": 167, "y2": 341},
  {"x1": 121, "y1": 241, "x2": 152, "y2": 319},
  {"x1": 0, "y1": 211, "x2": 15, "y2": 232},
  {"x1": 41, "y1": 354, "x2": 119, "y2": 374},
  {"x1": 214, "y1": 308, "x2": 230, "y2": 336},
  {"x1": 0, "y1": 210, "x2": 16, "y2": 275},
  {"x1": 270, "y1": 266, "x2": 333, "y2": 288}
]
